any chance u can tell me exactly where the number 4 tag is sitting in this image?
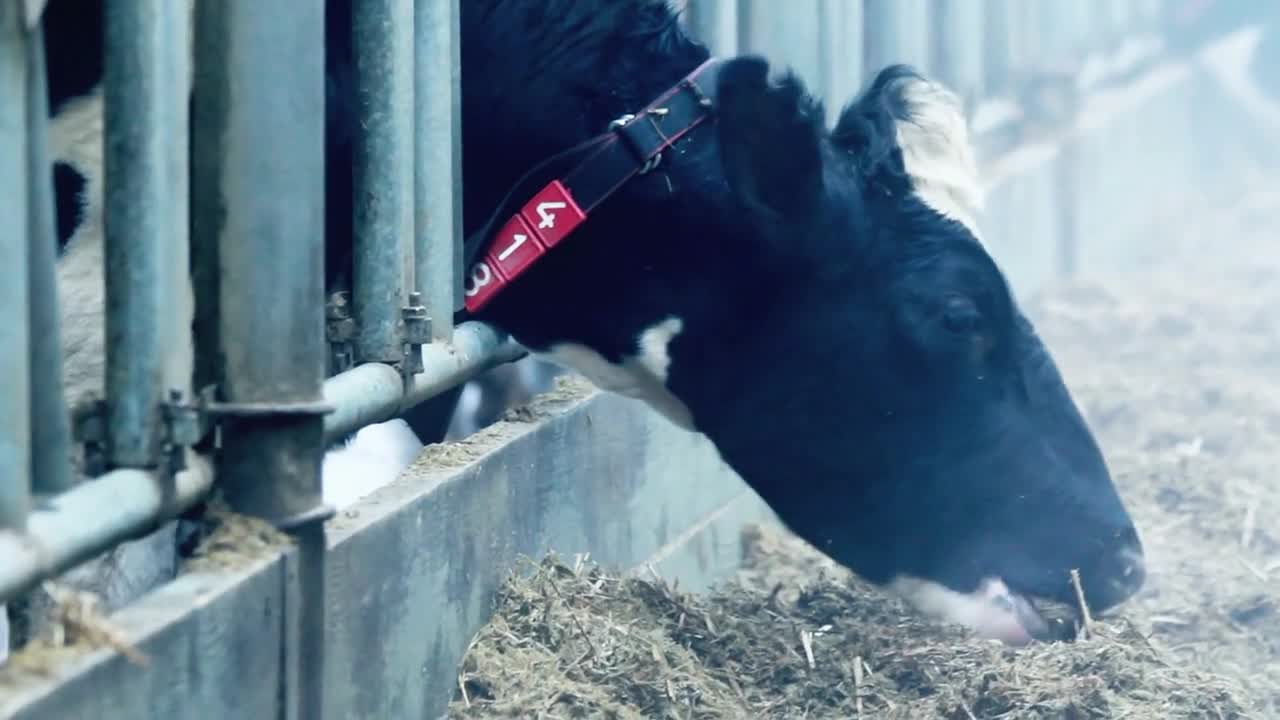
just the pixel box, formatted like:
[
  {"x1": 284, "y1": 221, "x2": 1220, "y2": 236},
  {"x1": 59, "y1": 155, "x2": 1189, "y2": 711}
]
[{"x1": 520, "y1": 181, "x2": 585, "y2": 248}]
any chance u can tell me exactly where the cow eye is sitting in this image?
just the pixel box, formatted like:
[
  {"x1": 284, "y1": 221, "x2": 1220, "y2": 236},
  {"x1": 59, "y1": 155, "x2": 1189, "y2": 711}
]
[{"x1": 941, "y1": 295, "x2": 981, "y2": 334}]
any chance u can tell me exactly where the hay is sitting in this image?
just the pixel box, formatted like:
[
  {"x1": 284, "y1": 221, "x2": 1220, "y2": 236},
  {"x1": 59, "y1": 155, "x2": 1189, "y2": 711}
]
[
  {"x1": 447, "y1": 186, "x2": 1280, "y2": 719},
  {"x1": 179, "y1": 496, "x2": 294, "y2": 574},
  {"x1": 1021, "y1": 192, "x2": 1280, "y2": 716},
  {"x1": 449, "y1": 537, "x2": 1247, "y2": 719},
  {"x1": 0, "y1": 581, "x2": 147, "y2": 687}
]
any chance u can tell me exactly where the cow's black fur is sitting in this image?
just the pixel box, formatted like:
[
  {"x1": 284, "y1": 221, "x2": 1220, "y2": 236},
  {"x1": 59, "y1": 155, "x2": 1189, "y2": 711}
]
[{"x1": 43, "y1": 0, "x2": 1146, "y2": 640}]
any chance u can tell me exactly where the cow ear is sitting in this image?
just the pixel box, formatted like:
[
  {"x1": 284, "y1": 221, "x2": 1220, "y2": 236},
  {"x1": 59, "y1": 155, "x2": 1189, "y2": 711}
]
[{"x1": 715, "y1": 56, "x2": 825, "y2": 223}]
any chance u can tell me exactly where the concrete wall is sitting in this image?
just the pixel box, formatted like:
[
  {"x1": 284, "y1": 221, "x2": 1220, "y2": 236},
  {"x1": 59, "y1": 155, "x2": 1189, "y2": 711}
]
[
  {"x1": 0, "y1": 35, "x2": 1259, "y2": 720},
  {"x1": 0, "y1": 379, "x2": 775, "y2": 719}
]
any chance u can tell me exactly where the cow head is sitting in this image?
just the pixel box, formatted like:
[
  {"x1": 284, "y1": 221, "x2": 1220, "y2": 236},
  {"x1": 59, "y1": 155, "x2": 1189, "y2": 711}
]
[{"x1": 462, "y1": 21, "x2": 1145, "y2": 643}]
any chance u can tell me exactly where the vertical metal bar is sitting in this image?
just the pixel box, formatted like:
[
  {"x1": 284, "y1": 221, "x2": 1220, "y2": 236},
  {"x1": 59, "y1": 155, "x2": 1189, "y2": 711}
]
[
  {"x1": 22, "y1": 0, "x2": 46, "y2": 29},
  {"x1": 817, "y1": 0, "x2": 838, "y2": 122},
  {"x1": 26, "y1": 18, "x2": 74, "y2": 494},
  {"x1": 0, "y1": 0, "x2": 32, "y2": 529},
  {"x1": 982, "y1": 0, "x2": 1012, "y2": 97},
  {"x1": 353, "y1": 0, "x2": 413, "y2": 364},
  {"x1": 1114, "y1": 0, "x2": 1133, "y2": 37},
  {"x1": 686, "y1": 0, "x2": 739, "y2": 56},
  {"x1": 190, "y1": 0, "x2": 220, "y2": 397},
  {"x1": 103, "y1": 0, "x2": 168, "y2": 470},
  {"x1": 931, "y1": 0, "x2": 962, "y2": 92},
  {"x1": 839, "y1": 1, "x2": 864, "y2": 96},
  {"x1": 736, "y1": 0, "x2": 758, "y2": 55},
  {"x1": 1016, "y1": 0, "x2": 1040, "y2": 70},
  {"x1": 161, "y1": 0, "x2": 193, "y2": 406},
  {"x1": 191, "y1": 2, "x2": 329, "y2": 718},
  {"x1": 863, "y1": 0, "x2": 908, "y2": 81},
  {"x1": 415, "y1": 0, "x2": 462, "y2": 342},
  {"x1": 1056, "y1": 140, "x2": 1080, "y2": 279},
  {"x1": 194, "y1": 0, "x2": 328, "y2": 531},
  {"x1": 1098, "y1": 0, "x2": 1121, "y2": 53}
]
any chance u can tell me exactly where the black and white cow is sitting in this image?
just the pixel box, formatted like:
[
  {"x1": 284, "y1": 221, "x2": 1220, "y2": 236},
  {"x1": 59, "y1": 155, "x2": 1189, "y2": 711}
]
[{"x1": 41, "y1": 0, "x2": 1145, "y2": 646}]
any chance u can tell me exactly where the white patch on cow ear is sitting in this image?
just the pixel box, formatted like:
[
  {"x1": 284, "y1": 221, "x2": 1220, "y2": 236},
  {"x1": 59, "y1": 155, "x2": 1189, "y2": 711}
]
[
  {"x1": 892, "y1": 76, "x2": 985, "y2": 242},
  {"x1": 887, "y1": 575, "x2": 1048, "y2": 646},
  {"x1": 539, "y1": 316, "x2": 695, "y2": 431}
]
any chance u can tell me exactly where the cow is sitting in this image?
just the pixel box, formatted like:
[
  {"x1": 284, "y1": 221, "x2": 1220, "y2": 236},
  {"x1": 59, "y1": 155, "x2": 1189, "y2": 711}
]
[{"x1": 37, "y1": 0, "x2": 1145, "y2": 647}]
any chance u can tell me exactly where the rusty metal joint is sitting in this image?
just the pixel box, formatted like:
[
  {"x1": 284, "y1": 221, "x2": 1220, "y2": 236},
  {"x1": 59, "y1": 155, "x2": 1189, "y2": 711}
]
[
  {"x1": 70, "y1": 388, "x2": 215, "y2": 479},
  {"x1": 400, "y1": 290, "x2": 431, "y2": 378},
  {"x1": 325, "y1": 290, "x2": 357, "y2": 376}
]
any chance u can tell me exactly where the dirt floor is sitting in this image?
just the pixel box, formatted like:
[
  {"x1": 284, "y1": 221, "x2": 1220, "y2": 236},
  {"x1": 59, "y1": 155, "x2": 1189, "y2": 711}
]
[{"x1": 446, "y1": 189, "x2": 1280, "y2": 718}]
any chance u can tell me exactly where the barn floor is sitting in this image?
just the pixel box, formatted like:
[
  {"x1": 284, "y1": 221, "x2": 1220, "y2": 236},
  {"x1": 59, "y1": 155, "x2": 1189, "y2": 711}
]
[{"x1": 445, "y1": 185, "x2": 1280, "y2": 718}]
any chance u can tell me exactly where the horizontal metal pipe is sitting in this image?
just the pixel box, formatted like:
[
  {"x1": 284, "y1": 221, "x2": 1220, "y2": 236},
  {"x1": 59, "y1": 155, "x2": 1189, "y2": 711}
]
[
  {"x1": 0, "y1": 2, "x2": 32, "y2": 530},
  {"x1": 27, "y1": 18, "x2": 75, "y2": 495},
  {"x1": 353, "y1": 0, "x2": 414, "y2": 364},
  {"x1": 103, "y1": 0, "x2": 169, "y2": 469},
  {"x1": 322, "y1": 321, "x2": 525, "y2": 443},
  {"x1": 415, "y1": 0, "x2": 462, "y2": 341},
  {"x1": 0, "y1": 455, "x2": 214, "y2": 604}
]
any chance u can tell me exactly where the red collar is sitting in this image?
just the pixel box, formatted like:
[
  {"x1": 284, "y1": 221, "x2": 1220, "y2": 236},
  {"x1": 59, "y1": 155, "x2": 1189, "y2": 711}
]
[{"x1": 461, "y1": 57, "x2": 721, "y2": 313}]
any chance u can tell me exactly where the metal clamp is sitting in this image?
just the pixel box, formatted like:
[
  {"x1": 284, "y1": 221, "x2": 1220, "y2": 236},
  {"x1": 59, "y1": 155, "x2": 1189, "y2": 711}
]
[
  {"x1": 400, "y1": 291, "x2": 431, "y2": 378},
  {"x1": 71, "y1": 388, "x2": 213, "y2": 478},
  {"x1": 328, "y1": 289, "x2": 433, "y2": 380},
  {"x1": 325, "y1": 291, "x2": 357, "y2": 377}
]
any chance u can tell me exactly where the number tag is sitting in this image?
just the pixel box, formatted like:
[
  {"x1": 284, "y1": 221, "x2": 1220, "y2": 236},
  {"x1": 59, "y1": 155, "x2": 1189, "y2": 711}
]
[
  {"x1": 463, "y1": 260, "x2": 499, "y2": 308},
  {"x1": 464, "y1": 181, "x2": 588, "y2": 313},
  {"x1": 519, "y1": 181, "x2": 585, "y2": 248},
  {"x1": 489, "y1": 214, "x2": 544, "y2": 280}
]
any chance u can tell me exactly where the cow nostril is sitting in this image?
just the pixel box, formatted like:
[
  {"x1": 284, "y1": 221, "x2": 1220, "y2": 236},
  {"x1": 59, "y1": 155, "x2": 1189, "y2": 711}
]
[{"x1": 1108, "y1": 543, "x2": 1147, "y2": 600}]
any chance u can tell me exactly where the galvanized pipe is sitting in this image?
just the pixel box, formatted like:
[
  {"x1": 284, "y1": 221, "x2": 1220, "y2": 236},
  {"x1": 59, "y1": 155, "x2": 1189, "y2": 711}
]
[
  {"x1": 103, "y1": 0, "x2": 169, "y2": 470},
  {"x1": 981, "y1": 0, "x2": 1013, "y2": 96},
  {"x1": 27, "y1": 14, "x2": 74, "y2": 495},
  {"x1": 22, "y1": 0, "x2": 46, "y2": 29},
  {"x1": 736, "y1": 0, "x2": 760, "y2": 56},
  {"x1": 415, "y1": 0, "x2": 462, "y2": 341},
  {"x1": 833, "y1": 0, "x2": 864, "y2": 101},
  {"x1": 160, "y1": 0, "x2": 193, "y2": 409},
  {"x1": 0, "y1": 456, "x2": 214, "y2": 604},
  {"x1": 192, "y1": 4, "x2": 328, "y2": 718},
  {"x1": 931, "y1": 0, "x2": 963, "y2": 94},
  {"x1": 863, "y1": 0, "x2": 905, "y2": 80},
  {"x1": 193, "y1": 0, "x2": 328, "y2": 527},
  {"x1": 0, "y1": 1, "x2": 32, "y2": 529},
  {"x1": 685, "y1": 0, "x2": 740, "y2": 56},
  {"x1": 322, "y1": 321, "x2": 525, "y2": 444},
  {"x1": 817, "y1": 0, "x2": 838, "y2": 121},
  {"x1": 353, "y1": 0, "x2": 414, "y2": 364}
]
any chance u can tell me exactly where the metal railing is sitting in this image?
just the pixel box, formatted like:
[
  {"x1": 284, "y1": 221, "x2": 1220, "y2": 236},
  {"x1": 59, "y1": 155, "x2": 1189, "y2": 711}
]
[
  {"x1": 687, "y1": 0, "x2": 1173, "y2": 125},
  {"x1": 1, "y1": 0, "x2": 1184, "y2": 689},
  {"x1": 0, "y1": 0, "x2": 526, "y2": 612}
]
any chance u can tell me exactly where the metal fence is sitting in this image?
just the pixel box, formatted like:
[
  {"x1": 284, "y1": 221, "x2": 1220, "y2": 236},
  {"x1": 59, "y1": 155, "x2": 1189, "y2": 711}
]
[
  {"x1": 0, "y1": 0, "x2": 526, "y2": 608},
  {"x1": 1, "y1": 0, "x2": 1187, "y2": 709}
]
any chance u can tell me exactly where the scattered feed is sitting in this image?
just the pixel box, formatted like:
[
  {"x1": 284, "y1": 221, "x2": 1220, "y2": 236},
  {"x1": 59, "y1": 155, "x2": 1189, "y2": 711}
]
[
  {"x1": 179, "y1": 496, "x2": 295, "y2": 574},
  {"x1": 447, "y1": 189, "x2": 1280, "y2": 718}
]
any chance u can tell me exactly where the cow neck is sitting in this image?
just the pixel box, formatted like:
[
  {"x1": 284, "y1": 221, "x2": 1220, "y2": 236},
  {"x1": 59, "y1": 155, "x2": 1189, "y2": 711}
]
[{"x1": 460, "y1": 57, "x2": 721, "y2": 313}]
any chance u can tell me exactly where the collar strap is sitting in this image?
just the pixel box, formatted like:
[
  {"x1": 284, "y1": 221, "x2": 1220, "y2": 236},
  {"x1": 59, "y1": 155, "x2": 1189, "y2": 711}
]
[{"x1": 461, "y1": 57, "x2": 721, "y2": 313}]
